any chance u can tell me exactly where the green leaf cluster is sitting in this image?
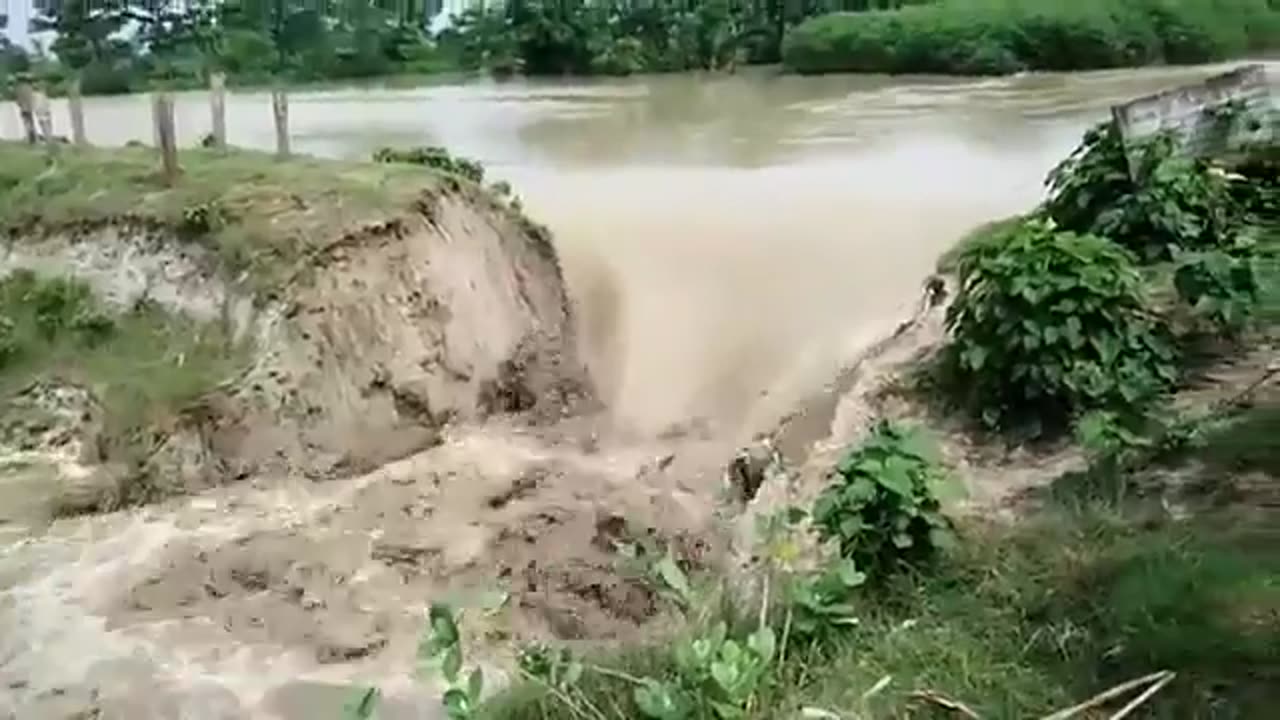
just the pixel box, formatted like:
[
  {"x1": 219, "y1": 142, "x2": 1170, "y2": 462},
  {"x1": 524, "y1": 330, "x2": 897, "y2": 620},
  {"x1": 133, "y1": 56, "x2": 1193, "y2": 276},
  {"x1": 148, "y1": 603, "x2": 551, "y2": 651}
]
[
  {"x1": 812, "y1": 421, "x2": 954, "y2": 579},
  {"x1": 944, "y1": 219, "x2": 1177, "y2": 432},
  {"x1": 418, "y1": 603, "x2": 486, "y2": 719},
  {"x1": 372, "y1": 146, "x2": 487, "y2": 184},
  {"x1": 1045, "y1": 126, "x2": 1241, "y2": 261},
  {"x1": 0, "y1": 271, "x2": 116, "y2": 367},
  {"x1": 634, "y1": 621, "x2": 777, "y2": 720},
  {"x1": 1173, "y1": 246, "x2": 1267, "y2": 333},
  {"x1": 785, "y1": 557, "x2": 865, "y2": 644},
  {"x1": 517, "y1": 642, "x2": 584, "y2": 690}
]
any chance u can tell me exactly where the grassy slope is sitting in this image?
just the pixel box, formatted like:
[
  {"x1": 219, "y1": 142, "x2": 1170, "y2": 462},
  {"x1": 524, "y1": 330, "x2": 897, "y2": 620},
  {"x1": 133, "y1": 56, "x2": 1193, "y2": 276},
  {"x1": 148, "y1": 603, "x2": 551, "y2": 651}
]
[
  {"x1": 481, "y1": 482, "x2": 1280, "y2": 719},
  {"x1": 0, "y1": 272, "x2": 243, "y2": 480},
  {"x1": 0, "y1": 142, "x2": 444, "y2": 297}
]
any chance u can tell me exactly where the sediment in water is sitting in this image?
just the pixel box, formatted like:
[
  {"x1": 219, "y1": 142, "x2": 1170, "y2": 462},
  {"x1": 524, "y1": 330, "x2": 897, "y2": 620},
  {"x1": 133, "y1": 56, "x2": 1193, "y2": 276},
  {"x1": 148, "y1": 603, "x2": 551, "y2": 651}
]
[
  {"x1": 0, "y1": 144, "x2": 731, "y2": 719},
  {"x1": 0, "y1": 143, "x2": 594, "y2": 522}
]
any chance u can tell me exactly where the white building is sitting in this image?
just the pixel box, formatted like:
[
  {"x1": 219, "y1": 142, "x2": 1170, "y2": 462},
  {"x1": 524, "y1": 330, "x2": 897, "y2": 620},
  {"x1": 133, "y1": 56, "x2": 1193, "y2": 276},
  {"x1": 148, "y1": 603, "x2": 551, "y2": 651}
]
[{"x1": 2, "y1": 0, "x2": 34, "y2": 48}]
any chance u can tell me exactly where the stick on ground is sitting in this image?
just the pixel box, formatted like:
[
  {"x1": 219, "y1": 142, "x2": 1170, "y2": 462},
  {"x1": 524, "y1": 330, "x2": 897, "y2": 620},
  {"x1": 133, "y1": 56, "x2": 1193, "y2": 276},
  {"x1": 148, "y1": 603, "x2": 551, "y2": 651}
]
[{"x1": 1039, "y1": 670, "x2": 1174, "y2": 720}]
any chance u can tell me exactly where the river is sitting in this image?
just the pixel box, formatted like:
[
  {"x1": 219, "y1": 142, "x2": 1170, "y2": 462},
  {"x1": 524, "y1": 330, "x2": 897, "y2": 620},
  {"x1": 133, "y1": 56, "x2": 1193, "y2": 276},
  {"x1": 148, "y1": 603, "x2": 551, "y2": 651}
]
[
  {"x1": 1, "y1": 61, "x2": 1275, "y2": 719},
  {"x1": 5, "y1": 61, "x2": 1274, "y2": 433}
]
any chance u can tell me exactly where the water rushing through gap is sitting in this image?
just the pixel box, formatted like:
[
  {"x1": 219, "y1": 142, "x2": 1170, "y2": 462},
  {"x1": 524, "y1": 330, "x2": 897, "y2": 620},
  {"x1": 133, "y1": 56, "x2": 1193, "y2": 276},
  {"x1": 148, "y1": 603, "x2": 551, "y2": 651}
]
[{"x1": 1, "y1": 61, "x2": 1275, "y2": 718}]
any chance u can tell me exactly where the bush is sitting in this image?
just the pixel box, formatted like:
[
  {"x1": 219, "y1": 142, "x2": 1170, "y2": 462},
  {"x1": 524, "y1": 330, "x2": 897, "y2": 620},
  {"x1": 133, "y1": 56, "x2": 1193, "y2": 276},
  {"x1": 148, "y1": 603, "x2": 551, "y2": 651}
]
[
  {"x1": 7, "y1": 271, "x2": 115, "y2": 345},
  {"x1": 1044, "y1": 122, "x2": 1241, "y2": 261},
  {"x1": 1173, "y1": 246, "x2": 1267, "y2": 333},
  {"x1": 782, "y1": 0, "x2": 1280, "y2": 75},
  {"x1": 78, "y1": 60, "x2": 134, "y2": 96},
  {"x1": 944, "y1": 218, "x2": 1178, "y2": 432},
  {"x1": 812, "y1": 420, "x2": 953, "y2": 579},
  {"x1": 372, "y1": 146, "x2": 486, "y2": 184}
]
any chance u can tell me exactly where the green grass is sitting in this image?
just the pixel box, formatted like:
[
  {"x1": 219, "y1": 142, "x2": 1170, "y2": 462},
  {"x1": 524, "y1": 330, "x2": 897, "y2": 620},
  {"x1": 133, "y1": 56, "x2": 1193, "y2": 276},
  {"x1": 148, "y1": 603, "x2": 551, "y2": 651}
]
[
  {"x1": 0, "y1": 142, "x2": 450, "y2": 297},
  {"x1": 1193, "y1": 403, "x2": 1280, "y2": 476},
  {"x1": 478, "y1": 503, "x2": 1280, "y2": 719},
  {"x1": 783, "y1": 0, "x2": 1280, "y2": 75},
  {"x1": 0, "y1": 272, "x2": 244, "y2": 505},
  {"x1": 0, "y1": 141, "x2": 547, "y2": 511}
]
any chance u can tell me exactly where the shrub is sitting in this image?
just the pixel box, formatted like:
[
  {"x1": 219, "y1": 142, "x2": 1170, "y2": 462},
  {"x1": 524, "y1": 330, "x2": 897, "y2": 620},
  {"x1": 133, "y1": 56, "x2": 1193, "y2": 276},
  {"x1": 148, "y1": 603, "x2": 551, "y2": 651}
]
[
  {"x1": 372, "y1": 146, "x2": 486, "y2": 184},
  {"x1": 180, "y1": 201, "x2": 225, "y2": 237},
  {"x1": 1046, "y1": 123, "x2": 1244, "y2": 260},
  {"x1": 78, "y1": 60, "x2": 134, "y2": 96},
  {"x1": 1042, "y1": 123, "x2": 1133, "y2": 241},
  {"x1": 635, "y1": 620, "x2": 777, "y2": 720},
  {"x1": 782, "y1": 0, "x2": 1280, "y2": 75},
  {"x1": 1173, "y1": 246, "x2": 1266, "y2": 333},
  {"x1": 8, "y1": 272, "x2": 115, "y2": 343},
  {"x1": 944, "y1": 218, "x2": 1178, "y2": 432},
  {"x1": 419, "y1": 603, "x2": 486, "y2": 719},
  {"x1": 812, "y1": 420, "x2": 952, "y2": 579}
]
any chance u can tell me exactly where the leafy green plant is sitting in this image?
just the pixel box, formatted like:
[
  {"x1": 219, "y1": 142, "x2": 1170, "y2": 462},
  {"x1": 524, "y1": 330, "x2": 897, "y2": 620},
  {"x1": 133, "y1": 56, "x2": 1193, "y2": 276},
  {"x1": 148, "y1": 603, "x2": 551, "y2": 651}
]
[
  {"x1": 1070, "y1": 410, "x2": 1156, "y2": 503},
  {"x1": 812, "y1": 421, "x2": 953, "y2": 579},
  {"x1": 341, "y1": 687, "x2": 381, "y2": 720},
  {"x1": 419, "y1": 603, "x2": 486, "y2": 719},
  {"x1": 179, "y1": 200, "x2": 225, "y2": 236},
  {"x1": 517, "y1": 642, "x2": 584, "y2": 690},
  {"x1": 0, "y1": 271, "x2": 115, "y2": 350},
  {"x1": 753, "y1": 506, "x2": 808, "y2": 571},
  {"x1": 784, "y1": 557, "x2": 865, "y2": 644},
  {"x1": 1042, "y1": 122, "x2": 1133, "y2": 241},
  {"x1": 634, "y1": 620, "x2": 777, "y2": 720},
  {"x1": 618, "y1": 538, "x2": 695, "y2": 610},
  {"x1": 1045, "y1": 123, "x2": 1239, "y2": 260},
  {"x1": 752, "y1": 507, "x2": 864, "y2": 646},
  {"x1": 944, "y1": 218, "x2": 1178, "y2": 432},
  {"x1": 1173, "y1": 246, "x2": 1264, "y2": 334}
]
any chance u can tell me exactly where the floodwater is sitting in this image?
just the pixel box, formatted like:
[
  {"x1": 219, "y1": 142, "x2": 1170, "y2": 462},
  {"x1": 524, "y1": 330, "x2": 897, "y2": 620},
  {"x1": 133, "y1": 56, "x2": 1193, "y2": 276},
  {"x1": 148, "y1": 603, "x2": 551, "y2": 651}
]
[
  {"x1": 1, "y1": 61, "x2": 1276, "y2": 719},
  {"x1": 5, "y1": 61, "x2": 1275, "y2": 433}
]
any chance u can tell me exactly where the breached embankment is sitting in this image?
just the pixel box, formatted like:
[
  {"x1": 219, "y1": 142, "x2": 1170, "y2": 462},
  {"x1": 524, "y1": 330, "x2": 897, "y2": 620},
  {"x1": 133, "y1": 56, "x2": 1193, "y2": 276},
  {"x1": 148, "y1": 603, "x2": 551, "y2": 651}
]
[
  {"x1": 0, "y1": 144, "x2": 593, "y2": 524},
  {"x1": 0, "y1": 142, "x2": 950, "y2": 719},
  {"x1": 0, "y1": 144, "x2": 646, "y2": 718},
  {"x1": 0, "y1": 141, "x2": 1168, "y2": 720}
]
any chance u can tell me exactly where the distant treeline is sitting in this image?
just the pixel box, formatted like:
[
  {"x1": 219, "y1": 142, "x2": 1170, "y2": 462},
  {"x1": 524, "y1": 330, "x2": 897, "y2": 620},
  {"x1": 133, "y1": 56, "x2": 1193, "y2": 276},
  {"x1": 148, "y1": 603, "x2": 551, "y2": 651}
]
[
  {"x1": 6, "y1": 0, "x2": 1265, "y2": 93},
  {"x1": 783, "y1": 0, "x2": 1280, "y2": 75},
  {"x1": 1, "y1": 0, "x2": 932, "y2": 93},
  {"x1": 2, "y1": 0, "x2": 459, "y2": 95}
]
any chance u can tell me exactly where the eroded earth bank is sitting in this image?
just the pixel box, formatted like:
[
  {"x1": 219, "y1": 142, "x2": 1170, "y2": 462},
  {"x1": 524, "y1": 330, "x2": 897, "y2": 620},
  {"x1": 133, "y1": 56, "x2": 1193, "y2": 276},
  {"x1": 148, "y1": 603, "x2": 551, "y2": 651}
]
[
  {"x1": 1, "y1": 84, "x2": 1276, "y2": 719},
  {"x1": 0, "y1": 145, "x2": 682, "y2": 719},
  {"x1": 0, "y1": 141, "x2": 939, "y2": 720}
]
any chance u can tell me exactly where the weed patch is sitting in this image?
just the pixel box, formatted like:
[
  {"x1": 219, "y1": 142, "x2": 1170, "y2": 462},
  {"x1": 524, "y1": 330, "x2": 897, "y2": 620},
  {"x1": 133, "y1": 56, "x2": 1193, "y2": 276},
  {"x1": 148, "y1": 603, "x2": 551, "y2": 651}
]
[
  {"x1": 812, "y1": 421, "x2": 954, "y2": 579},
  {"x1": 944, "y1": 219, "x2": 1177, "y2": 434},
  {"x1": 373, "y1": 146, "x2": 487, "y2": 185},
  {"x1": 1192, "y1": 403, "x2": 1280, "y2": 476},
  {"x1": 462, "y1": 505, "x2": 1280, "y2": 719},
  {"x1": 0, "y1": 271, "x2": 242, "y2": 487}
]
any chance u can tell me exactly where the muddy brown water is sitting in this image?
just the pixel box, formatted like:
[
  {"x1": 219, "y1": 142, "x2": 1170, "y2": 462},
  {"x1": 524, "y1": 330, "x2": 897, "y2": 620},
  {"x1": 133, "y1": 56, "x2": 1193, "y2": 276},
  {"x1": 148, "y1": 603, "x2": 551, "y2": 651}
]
[{"x1": 1, "y1": 62, "x2": 1275, "y2": 719}]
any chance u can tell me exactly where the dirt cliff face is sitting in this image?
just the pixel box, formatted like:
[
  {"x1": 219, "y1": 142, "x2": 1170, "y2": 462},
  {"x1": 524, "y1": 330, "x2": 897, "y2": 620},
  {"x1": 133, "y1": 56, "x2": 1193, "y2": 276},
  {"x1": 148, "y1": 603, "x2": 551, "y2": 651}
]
[
  {"x1": 0, "y1": 170, "x2": 592, "y2": 509},
  {"x1": 211, "y1": 186, "x2": 593, "y2": 481},
  {"x1": 0, "y1": 147, "x2": 709, "y2": 719}
]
